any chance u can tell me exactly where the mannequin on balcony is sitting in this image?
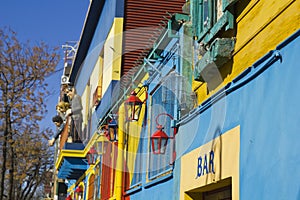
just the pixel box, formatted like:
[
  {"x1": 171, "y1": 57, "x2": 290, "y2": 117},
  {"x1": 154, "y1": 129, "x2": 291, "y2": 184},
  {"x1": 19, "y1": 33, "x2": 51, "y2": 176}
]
[
  {"x1": 56, "y1": 101, "x2": 70, "y2": 121},
  {"x1": 48, "y1": 100, "x2": 72, "y2": 146},
  {"x1": 64, "y1": 83, "x2": 82, "y2": 143},
  {"x1": 48, "y1": 115, "x2": 64, "y2": 146}
]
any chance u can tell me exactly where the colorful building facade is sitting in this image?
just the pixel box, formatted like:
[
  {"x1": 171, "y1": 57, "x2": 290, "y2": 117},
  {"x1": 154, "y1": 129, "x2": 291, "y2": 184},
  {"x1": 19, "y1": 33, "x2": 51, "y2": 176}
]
[{"x1": 53, "y1": 0, "x2": 300, "y2": 200}]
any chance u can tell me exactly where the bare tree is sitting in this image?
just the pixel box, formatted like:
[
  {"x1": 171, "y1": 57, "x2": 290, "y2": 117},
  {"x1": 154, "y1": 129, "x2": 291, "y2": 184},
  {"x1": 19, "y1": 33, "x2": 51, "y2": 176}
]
[{"x1": 0, "y1": 27, "x2": 60, "y2": 200}]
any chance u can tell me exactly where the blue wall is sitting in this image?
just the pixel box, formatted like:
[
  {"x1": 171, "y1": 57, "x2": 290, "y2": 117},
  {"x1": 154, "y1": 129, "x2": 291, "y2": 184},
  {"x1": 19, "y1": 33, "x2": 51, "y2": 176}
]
[
  {"x1": 237, "y1": 31, "x2": 300, "y2": 200},
  {"x1": 176, "y1": 30, "x2": 300, "y2": 199},
  {"x1": 76, "y1": 0, "x2": 124, "y2": 96}
]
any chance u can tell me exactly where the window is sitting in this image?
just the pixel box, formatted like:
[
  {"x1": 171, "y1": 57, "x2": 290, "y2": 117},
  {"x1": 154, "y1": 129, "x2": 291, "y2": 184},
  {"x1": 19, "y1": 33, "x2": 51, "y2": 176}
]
[
  {"x1": 148, "y1": 84, "x2": 175, "y2": 179},
  {"x1": 192, "y1": 0, "x2": 236, "y2": 44},
  {"x1": 195, "y1": 0, "x2": 223, "y2": 38},
  {"x1": 202, "y1": 0, "x2": 210, "y2": 30},
  {"x1": 192, "y1": 0, "x2": 237, "y2": 82}
]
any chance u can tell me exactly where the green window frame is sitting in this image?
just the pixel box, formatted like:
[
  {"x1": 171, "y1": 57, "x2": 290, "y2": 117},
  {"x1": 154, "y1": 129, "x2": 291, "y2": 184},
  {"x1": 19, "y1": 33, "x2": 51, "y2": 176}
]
[
  {"x1": 192, "y1": 0, "x2": 236, "y2": 44},
  {"x1": 194, "y1": 0, "x2": 221, "y2": 39}
]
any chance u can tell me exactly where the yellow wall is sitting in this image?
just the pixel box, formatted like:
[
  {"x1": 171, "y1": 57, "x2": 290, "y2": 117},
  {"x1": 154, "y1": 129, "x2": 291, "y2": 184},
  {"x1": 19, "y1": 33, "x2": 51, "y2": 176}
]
[
  {"x1": 180, "y1": 126, "x2": 240, "y2": 200},
  {"x1": 114, "y1": 86, "x2": 148, "y2": 190},
  {"x1": 82, "y1": 84, "x2": 90, "y2": 127},
  {"x1": 86, "y1": 170, "x2": 95, "y2": 200},
  {"x1": 102, "y1": 18, "x2": 124, "y2": 94},
  {"x1": 233, "y1": 0, "x2": 300, "y2": 76},
  {"x1": 125, "y1": 102, "x2": 146, "y2": 184},
  {"x1": 193, "y1": 0, "x2": 300, "y2": 104}
]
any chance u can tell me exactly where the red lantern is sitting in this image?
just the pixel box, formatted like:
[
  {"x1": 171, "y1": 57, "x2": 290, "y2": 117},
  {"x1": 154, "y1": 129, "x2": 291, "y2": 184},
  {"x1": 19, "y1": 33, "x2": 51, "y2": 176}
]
[
  {"x1": 75, "y1": 186, "x2": 83, "y2": 199},
  {"x1": 65, "y1": 195, "x2": 72, "y2": 200},
  {"x1": 150, "y1": 125, "x2": 169, "y2": 154},
  {"x1": 75, "y1": 186, "x2": 83, "y2": 197},
  {"x1": 75, "y1": 187, "x2": 82, "y2": 193},
  {"x1": 86, "y1": 147, "x2": 97, "y2": 165},
  {"x1": 150, "y1": 113, "x2": 177, "y2": 156},
  {"x1": 125, "y1": 91, "x2": 143, "y2": 121}
]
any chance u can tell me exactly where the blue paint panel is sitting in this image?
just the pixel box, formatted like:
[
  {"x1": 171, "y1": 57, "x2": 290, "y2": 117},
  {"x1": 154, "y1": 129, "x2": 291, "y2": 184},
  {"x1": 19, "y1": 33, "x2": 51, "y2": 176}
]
[
  {"x1": 65, "y1": 157, "x2": 88, "y2": 167},
  {"x1": 128, "y1": 176, "x2": 175, "y2": 200},
  {"x1": 95, "y1": 80, "x2": 120, "y2": 121},
  {"x1": 64, "y1": 143, "x2": 85, "y2": 150},
  {"x1": 115, "y1": 0, "x2": 124, "y2": 17},
  {"x1": 236, "y1": 33, "x2": 300, "y2": 200}
]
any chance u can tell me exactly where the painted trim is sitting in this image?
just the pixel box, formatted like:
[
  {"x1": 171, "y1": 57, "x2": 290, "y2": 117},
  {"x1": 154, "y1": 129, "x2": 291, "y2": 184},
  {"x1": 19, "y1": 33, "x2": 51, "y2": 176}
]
[
  {"x1": 148, "y1": 168, "x2": 173, "y2": 182},
  {"x1": 144, "y1": 172, "x2": 173, "y2": 189},
  {"x1": 236, "y1": 0, "x2": 260, "y2": 23},
  {"x1": 55, "y1": 150, "x2": 86, "y2": 170},
  {"x1": 124, "y1": 183, "x2": 142, "y2": 196},
  {"x1": 276, "y1": 28, "x2": 300, "y2": 50},
  {"x1": 68, "y1": 183, "x2": 77, "y2": 193},
  {"x1": 87, "y1": 170, "x2": 96, "y2": 200}
]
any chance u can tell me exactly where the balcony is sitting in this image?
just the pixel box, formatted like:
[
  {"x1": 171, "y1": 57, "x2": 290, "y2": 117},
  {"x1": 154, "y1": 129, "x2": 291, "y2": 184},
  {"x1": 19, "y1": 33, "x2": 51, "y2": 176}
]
[{"x1": 55, "y1": 118, "x2": 88, "y2": 180}]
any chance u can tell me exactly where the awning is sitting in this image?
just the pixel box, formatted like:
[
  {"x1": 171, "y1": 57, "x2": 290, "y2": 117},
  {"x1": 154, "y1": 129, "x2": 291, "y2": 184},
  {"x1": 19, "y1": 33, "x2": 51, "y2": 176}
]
[
  {"x1": 56, "y1": 143, "x2": 88, "y2": 180},
  {"x1": 57, "y1": 157, "x2": 88, "y2": 180}
]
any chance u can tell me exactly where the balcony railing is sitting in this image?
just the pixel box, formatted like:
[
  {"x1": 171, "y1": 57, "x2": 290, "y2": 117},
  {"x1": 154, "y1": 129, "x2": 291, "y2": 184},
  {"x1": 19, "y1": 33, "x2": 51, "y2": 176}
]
[{"x1": 59, "y1": 116, "x2": 85, "y2": 151}]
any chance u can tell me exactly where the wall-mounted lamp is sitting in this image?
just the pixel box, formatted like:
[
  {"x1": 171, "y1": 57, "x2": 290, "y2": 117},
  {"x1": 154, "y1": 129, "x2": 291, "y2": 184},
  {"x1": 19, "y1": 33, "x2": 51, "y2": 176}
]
[
  {"x1": 124, "y1": 91, "x2": 143, "y2": 122},
  {"x1": 151, "y1": 125, "x2": 169, "y2": 154},
  {"x1": 86, "y1": 147, "x2": 97, "y2": 165},
  {"x1": 96, "y1": 126, "x2": 109, "y2": 154},
  {"x1": 150, "y1": 113, "x2": 177, "y2": 159},
  {"x1": 108, "y1": 118, "x2": 118, "y2": 142}
]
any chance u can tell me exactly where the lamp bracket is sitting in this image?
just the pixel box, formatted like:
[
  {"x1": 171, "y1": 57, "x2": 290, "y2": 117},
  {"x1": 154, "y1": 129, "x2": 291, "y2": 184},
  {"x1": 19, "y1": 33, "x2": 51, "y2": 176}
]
[{"x1": 155, "y1": 113, "x2": 174, "y2": 127}]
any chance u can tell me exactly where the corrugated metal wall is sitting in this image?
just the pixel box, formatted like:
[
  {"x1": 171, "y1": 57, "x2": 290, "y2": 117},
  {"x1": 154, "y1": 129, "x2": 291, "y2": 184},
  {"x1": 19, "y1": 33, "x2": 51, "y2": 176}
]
[{"x1": 122, "y1": 0, "x2": 185, "y2": 80}]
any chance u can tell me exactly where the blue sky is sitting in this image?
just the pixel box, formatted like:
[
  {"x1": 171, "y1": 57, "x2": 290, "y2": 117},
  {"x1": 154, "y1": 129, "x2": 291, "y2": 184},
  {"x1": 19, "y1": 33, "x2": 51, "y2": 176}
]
[{"x1": 0, "y1": 0, "x2": 90, "y2": 132}]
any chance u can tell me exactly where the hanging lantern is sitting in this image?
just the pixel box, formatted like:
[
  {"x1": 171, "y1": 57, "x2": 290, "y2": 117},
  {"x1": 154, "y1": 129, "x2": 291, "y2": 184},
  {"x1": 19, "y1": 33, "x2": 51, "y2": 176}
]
[
  {"x1": 65, "y1": 195, "x2": 72, "y2": 200},
  {"x1": 150, "y1": 125, "x2": 169, "y2": 154},
  {"x1": 75, "y1": 186, "x2": 83, "y2": 198},
  {"x1": 86, "y1": 147, "x2": 97, "y2": 165},
  {"x1": 124, "y1": 91, "x2": 143, "y2": 121},
  {"x1": 96, "y1": 128, "x2": 109, "y2": 154},
  {"x1": 108, "y1": 119, "x2": 118, "y2": 142}
]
